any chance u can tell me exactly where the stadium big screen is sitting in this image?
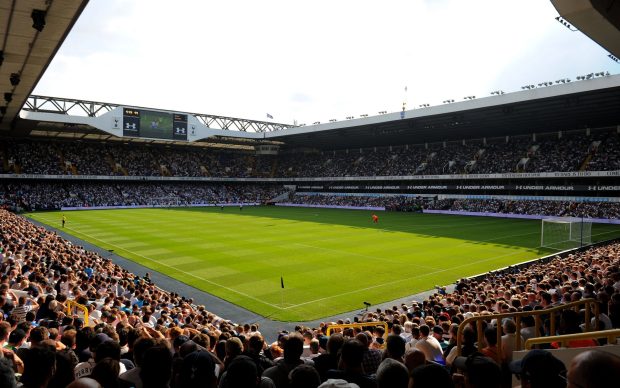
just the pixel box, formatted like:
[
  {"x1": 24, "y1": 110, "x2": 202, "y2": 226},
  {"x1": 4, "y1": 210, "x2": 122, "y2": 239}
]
[{"x1": 123, "y1": 108, "x2": 188, "y2": 140}]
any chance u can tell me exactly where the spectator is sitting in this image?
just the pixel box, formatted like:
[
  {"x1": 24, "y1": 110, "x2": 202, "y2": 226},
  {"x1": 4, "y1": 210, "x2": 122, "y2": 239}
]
[
  {"x1": 90, "y1": 357, "x2": 121, "y2": 388},
  {"x1": 508, "y1": 349, "x2": 566, "y2": 388},
  {"x1": 288, "y1": 364, "x2": 321, "y2": 388},
  {"x1": 178, "y1": 348, "x2": 217, "y2": 388},
  {"x1": 139, "y1": 341, "x2": 173, "y2": 388},
  {"x1": 119, "y1": 337, "x2": 155, "y2": 388},
  {"x1": 565, "y1": 349, "x2": 620, "y2": 388},
  {"x1": 479, "y1": 328, "x2": 500, "y2": 363},
  {"x1": 453, "y1": 353, "x2": 501, "y2": 388},
  {"x1": 262, "y1": 334, "x2": 309, "y2": 388},
  {"x1": 67, "y1": 378, "x2": 103, "y2": 388},
  {"x1": 220, "y1": 355, "x2": 276, "y2": 388},
  {"x1": 325, "y1": 339, "x2": 376, "y2": 388},
  {"x1": 355, "y1": 332, "x2": 381, "y2": 375},
  {"x1": 244, "y1": 334, "x2": 274, "y2": 376},
  {"x1": 384, "y1": 334, "x2": 406, "y2": 363},
  {"x1": 0, "y1": 358, "x2": 17, "y2": 388},
  {"x1": 375, "y1": 358, "x2": 408, "y2": 388},
  {"x1": 20, "y1": 346, "x2": 57, "y2": 388},
  {"x1": 313, "y1": 334, "x2": 344, "y2": 382},
  {"x1": 409, "y1": 363, "x2": 454, "y2": 388},
  {"x1": 414, "y1": 325, "x2": 444, "y2": 365}
]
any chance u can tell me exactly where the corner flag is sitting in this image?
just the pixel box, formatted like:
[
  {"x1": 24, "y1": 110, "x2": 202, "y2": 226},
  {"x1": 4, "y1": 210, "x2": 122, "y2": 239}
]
[{"x1": 281, "y1": 276, "x2": 284, "y2": 289}]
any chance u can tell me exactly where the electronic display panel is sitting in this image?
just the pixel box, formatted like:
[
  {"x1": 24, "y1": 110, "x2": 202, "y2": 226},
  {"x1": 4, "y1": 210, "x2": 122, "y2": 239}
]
[
  {"x1": 172, "y1": 113, "x2": 188, "y2": 141},
  {"x1": 122, "y1": 108, "x2": 188, "y2": 141}
]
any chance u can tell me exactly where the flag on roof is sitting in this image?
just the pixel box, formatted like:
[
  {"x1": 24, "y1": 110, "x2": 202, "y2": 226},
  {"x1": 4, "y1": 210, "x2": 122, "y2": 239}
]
[{"x1": 266, "y1": 113, "x2": 274, "y2": 119}]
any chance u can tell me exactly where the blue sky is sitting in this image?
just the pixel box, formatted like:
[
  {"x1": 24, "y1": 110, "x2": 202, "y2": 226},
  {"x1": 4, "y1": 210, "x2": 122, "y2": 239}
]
[{"x1": 33, "y1": 0, "x2": 618, "y2": 125}]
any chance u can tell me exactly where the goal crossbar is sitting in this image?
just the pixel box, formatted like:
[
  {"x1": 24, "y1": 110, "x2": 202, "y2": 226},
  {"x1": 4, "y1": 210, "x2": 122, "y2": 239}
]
[{"x1": 541, "y1": 217, "x2": 592, "y2": 250}]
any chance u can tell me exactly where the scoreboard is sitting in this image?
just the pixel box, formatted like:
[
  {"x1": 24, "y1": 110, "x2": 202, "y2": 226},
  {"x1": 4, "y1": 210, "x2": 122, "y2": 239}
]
[{"x1": 123, "y1": 108, "x2": 188, "y2": 141}]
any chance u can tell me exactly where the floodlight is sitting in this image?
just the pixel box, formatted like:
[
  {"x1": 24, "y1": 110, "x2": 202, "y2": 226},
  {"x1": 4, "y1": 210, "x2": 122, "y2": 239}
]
[
  {"x1": 31, "y1": 9, "x2": 46, "y2": 32},
  {"x1": 9, "y1": 73, "x2": 20, "y2": 86}
]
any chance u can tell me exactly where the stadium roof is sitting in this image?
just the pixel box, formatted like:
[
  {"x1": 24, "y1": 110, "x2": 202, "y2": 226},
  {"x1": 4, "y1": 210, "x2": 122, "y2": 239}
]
[
  {"x1": 265, "y1": 75, "x2": 620, "y2": 150},
  {"x1": 15, "y1": 75, "x2": 620, "y2": 151},
  {"x1": 0, "y1": 0, "x2": 88, "y2": 132}
]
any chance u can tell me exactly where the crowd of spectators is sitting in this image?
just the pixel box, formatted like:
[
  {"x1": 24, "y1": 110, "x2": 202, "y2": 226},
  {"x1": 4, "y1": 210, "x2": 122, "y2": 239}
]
[
  {"x1": 431, "y1": 199, "x2": 620, "y2": 219},
  {"x1": 1, "y1": 207, "x2": 620, "y2": 387},
  {"x1": 286, "y1": 194, "x2": 620, "y2": 220},
  {"x1": 1, "y1": 183, "x2": 286, "y2": 211},
  {"x1": 525, "y1": 133, "x2": 598, "y2": 173},
  {"x1": 588, "y1": 133, "x2": 620, "y2": 172},
  {"x1": 474, "y1": 138, "x2": 531, "y2": 174},
  {"x1": 4, "y1": 181, "x2": 620, "y2": 220},
  {"x1": 2, "y1": 129, "x2": 618, "y2": 178},
  {"x1": 288, "y1": 195, "x2": 426, "y2": 212}
]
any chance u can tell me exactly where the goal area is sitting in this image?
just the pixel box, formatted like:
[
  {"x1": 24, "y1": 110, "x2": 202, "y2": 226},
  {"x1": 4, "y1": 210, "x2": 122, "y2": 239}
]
[{"x1": 541, "y1": 217, "x2": 592, "y2": 250}]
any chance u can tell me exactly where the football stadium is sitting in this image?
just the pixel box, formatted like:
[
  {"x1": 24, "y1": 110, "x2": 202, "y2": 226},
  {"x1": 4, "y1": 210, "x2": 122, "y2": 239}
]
[{"x1": 1, "y1": 1, "x2": 620, "y2": 387}]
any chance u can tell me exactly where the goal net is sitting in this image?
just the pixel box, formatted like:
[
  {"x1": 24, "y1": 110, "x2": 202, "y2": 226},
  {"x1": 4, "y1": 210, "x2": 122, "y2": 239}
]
[{"x1": 541, "y1": 217, "x2": 592, "y2": 250}]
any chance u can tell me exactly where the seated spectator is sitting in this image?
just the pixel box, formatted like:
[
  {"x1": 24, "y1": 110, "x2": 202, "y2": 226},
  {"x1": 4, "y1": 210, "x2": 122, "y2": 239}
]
[
  {"x1": 404, "y1": 348, "x2": 426, "y2": 373},
  {"x1": 220, "y1": 355, "x2": 276, "y2": 388},
  {"x1": 243, "y1": 334, "x2": 275, "y2": 375},
  {"x1": 313, "y1": 334, "x2": 344, "y2": 382},
  {"x1": 453, "y1": 352, "x2": 501, "y2": 388},
  {"x1": 262, "y1": 333, "x2": 309, "y2": 388},
  {"x1": 551, "y1": 310, "x2": 598, "y2": 349},
  {"x1": 375, "y1": 358, "x2": 408, "y2": 388},
  {"x1": 0, "y1": 358, "x2": 17, "y2": 388},
  {"x1": 119, "y1": 337, "x2": 155, "y2": 388},
  {"x1": 479, "y1": 328, "x2": 500, "y2": 362},
  {"x1": 384, "y1": 334, "x2": 406, "y2": 363},
  {"x1": 415, "y1": 325, "x2": 444, "y2": 365},
  {"x1": 139, "y1": 340, "x2": 173, "y2": 388},
  {"x1": 178, "y1": 347, "x2": 217, "y2": 388},
  {"x1": 90, "y1": 357, "x2": 121, "y2": 388},
  {"x1": 288, "y1": 364, "x2": 321, "y2": 388},
  {"x1": 355, "y1": 332, "x2": 381, "y2": 375},
  {"x1": 565, "y1": 349, "x2": 620, "y2": 388},
  {"x1": 20, "y1": 346, "x2": 57, "y2": 388},
  {"x1": 409, "y1": 363, "x2": 454, "y2": 388},
  {"x1": 325, "y1": 339, "x2": 376, "y2": 388},
  {"x1": 509, "y1": 349, "x2": 566, "y2": 388}
]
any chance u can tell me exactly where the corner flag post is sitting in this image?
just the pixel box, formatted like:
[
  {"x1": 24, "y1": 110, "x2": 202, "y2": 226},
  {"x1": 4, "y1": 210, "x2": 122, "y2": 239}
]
[{"x1": 280, "y1": 276, "x2": 284, "y2": 307}]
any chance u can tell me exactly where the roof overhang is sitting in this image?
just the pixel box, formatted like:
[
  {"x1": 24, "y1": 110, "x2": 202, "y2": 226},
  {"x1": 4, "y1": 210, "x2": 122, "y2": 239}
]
[
  {"x1": 551, "y1": 0, "x2": 620, "y2": 58},
  {"x1": 0, "y1": 0, "x2": 89, "y2": 132}
]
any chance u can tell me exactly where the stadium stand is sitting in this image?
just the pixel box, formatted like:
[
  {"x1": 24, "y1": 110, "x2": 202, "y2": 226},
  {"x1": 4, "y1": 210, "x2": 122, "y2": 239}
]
[
  {"x1": 3, "y1": 128, "x2": 620, "y2": 178},
  {"x1": 1, "y1": 183, "x2": 284, "y2": 211},
  {"x1": 2, "y1": 208, "x2": 620, "y2": 387},
  {"x1": 3, "y1": 126, "x2": 620, "y2": 388}
]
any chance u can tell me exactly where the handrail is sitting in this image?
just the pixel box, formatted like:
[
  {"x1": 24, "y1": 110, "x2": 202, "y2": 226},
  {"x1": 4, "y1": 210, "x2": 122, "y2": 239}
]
[
  {"x1": 524, "y1": 329, "x2": 620, "y2": 349},
  {"x1": 66, "y1": 300, "x2": 90, "y2": 326},
  {"x1": 456, "y1": 299, "x2": 599, "y2": 363},
  {"x1": 326, "y1": 322, "x2": 389, "y2": 346}
]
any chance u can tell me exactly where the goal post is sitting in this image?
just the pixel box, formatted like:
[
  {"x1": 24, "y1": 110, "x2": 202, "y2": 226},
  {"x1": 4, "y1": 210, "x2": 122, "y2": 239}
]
[{"x1": 541, "y1": 217, "x2": 592, "y2": 250}]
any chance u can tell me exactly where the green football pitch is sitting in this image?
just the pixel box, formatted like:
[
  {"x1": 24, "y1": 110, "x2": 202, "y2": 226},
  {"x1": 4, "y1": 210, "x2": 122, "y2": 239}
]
[{"x1": 26, "y1": 207, "x2": 620, "y2": 321}]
